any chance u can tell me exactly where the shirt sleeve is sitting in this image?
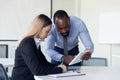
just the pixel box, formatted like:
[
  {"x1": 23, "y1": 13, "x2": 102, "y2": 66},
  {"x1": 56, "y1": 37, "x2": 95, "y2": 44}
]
[
  {"x1": 78, "y1": 20, "x2": 94, "y2": 53},
  {"x1": 45, "y1": 28, "x2": 63, "y2": 62}
]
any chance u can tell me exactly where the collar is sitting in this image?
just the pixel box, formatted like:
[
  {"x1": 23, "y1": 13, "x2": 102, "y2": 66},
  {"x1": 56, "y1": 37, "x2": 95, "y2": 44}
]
[{"x1": 34, "y1": 37, "x2": 41, "y2": 49}]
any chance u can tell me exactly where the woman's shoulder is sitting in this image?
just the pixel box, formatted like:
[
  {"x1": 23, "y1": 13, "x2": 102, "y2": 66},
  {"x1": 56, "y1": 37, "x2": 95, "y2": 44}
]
[
  {"x1": 22, "y1": 37, "x2": 33, "y2": 42},
  {"x1": 20, "y1": 37, "x2": 34, "y2": 46}
]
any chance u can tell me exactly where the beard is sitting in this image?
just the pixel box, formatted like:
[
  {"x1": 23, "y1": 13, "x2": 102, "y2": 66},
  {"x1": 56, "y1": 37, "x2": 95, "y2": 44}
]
[{"x1": 60, "y1": 30, "x2": 69, "y2": 37}]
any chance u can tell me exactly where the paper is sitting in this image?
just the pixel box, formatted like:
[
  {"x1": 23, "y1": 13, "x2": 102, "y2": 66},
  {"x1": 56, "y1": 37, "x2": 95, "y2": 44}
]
[
  {"x1": 48, "y1": 71, "x2": 85, "y2": 78},
  {"x1": 69, "y1": 52, "x2": 86, "y2": 65},
  {"x1": 34, "y1": 76, "x2": 43, "y2": 80}
]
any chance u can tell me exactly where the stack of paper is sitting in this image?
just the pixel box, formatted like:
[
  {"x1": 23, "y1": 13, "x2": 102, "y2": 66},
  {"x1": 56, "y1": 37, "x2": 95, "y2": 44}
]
[{"x1": 48, "y1": 71, "x2": 85, "y2": 78}]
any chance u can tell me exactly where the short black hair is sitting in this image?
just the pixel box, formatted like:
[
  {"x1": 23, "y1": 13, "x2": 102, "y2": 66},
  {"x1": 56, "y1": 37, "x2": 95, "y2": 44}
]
[{"x1": 53, "y1": 10, "x2": 69, "y2": 22}]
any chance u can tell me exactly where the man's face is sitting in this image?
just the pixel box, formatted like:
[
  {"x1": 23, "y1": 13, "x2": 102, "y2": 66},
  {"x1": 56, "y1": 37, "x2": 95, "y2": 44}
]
[{"x1": 55, "y1": 16, "x2": 70, "y2": 37}]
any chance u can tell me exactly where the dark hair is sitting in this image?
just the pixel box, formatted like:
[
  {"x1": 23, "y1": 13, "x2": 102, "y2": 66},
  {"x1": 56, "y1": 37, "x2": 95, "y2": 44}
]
[
  {"x1": 53, "y1": 10, "x2": 69, "y2": 22},
  {"x1": 38, "y1": 14, "x2": 52, "y2": 28}
]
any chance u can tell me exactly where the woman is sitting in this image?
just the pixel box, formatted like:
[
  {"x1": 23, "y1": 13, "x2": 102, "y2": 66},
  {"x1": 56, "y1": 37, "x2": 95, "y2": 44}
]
[{"x1": 11, "y1": 14, "x2": 67, "y2": 80}]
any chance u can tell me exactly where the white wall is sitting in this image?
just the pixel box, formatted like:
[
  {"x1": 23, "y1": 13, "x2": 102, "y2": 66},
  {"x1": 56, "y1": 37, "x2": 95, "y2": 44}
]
[
  {"x1": 52, "y1": 0, "x2": 81, "y2": 17},
  {"x1": 0, "y1": 0, "x2": 51, "y2": 58},
  {"x1": 80, "y1": 0, "x2": 120, "y2": 67},
  {"x1": 0, "y1": 0, "x2": 51, "y2": 40}
]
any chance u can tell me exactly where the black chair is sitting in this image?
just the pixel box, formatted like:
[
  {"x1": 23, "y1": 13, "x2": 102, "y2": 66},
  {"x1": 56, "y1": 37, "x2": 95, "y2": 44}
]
[
  {"x1": 0, "y1": 44, "x2": 8, "y2": 72},
  {"x1": 82, "y1": 57, "x2": 108, "y2": 66},
  {"x1": 0, "y1": 64, "x2": 9, "y2": 80}
]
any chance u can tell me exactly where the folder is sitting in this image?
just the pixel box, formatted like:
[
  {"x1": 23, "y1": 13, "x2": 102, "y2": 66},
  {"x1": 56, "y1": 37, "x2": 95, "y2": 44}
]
[{"x1": 48, "y1": 71, "x2": 85, "y2": 78}]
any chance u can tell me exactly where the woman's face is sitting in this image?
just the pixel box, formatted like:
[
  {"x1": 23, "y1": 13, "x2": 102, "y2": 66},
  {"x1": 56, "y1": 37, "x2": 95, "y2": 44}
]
[{"x1": 39, "y1": 25, "x2": 52, "y2": 40}]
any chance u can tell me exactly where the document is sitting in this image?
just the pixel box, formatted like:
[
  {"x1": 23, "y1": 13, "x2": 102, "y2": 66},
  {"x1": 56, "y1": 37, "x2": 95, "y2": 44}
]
[
  {"x1": 69, "y1": 52, "x2": 86, "y2": 65},
  {"x1": 48, "y1": 71, "x2": 85, "y2": 78},
  {"x1": 34, "y1": 76, "x2": 43, "y2": 80}
]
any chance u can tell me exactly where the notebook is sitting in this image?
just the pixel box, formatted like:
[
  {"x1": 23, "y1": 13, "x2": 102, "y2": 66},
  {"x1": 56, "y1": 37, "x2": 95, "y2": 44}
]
[{"x1": 48, "y1": 71, "x2": 85, "y2": 78}]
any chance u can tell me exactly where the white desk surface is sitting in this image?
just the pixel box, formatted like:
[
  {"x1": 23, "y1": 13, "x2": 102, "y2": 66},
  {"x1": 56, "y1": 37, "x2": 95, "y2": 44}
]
[
  {"x1": 34, "y1": 66, "x2": 120, "y2": 80},
  {"x1": 0, "y1": 58, "x2": 14, "y2": 67}
]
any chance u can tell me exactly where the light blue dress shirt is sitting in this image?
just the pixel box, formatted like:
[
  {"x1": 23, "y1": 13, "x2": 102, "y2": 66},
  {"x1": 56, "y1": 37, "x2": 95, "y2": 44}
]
[{"x1": 45, "y1": 16, "x2": 94, "y2": 61}]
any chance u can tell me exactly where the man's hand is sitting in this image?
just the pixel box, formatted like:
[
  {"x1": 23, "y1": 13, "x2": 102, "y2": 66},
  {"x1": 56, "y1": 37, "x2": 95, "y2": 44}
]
[
  {"x1": 62, "y1": 55, "x2": 75, "y2": 64},
  {"x1": 82, "y1": 52, "x2": 91, "y2": 60}
]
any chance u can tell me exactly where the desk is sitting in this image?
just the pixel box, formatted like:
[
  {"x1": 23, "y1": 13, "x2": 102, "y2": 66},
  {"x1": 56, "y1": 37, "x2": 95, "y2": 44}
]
[
  {"x1": 34, "y1": 66, "x2": 120, "y2": 80},
  {"x1": 0, "y1": 58, "x2": 14, "y2": 67}
]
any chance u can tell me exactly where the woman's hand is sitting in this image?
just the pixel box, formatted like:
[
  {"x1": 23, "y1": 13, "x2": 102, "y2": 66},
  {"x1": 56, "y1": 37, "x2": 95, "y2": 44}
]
[{"x1": 57, "y1": 64, "x2": 67, "y2": 73}]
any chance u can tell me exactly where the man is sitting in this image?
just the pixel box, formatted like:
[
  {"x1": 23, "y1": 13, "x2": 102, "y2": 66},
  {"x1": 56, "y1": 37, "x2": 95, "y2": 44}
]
[{"x1": 45, "y1": 10, "x2": 94, "y2": 66}]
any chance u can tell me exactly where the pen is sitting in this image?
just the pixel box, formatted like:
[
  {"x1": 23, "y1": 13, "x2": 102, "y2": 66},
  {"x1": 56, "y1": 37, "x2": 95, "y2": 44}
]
[
  {"x1": 74, "y1": 71, "x2": 86, "y2": 76},
  {"x1": 61, "y1": 58, "x2": 64, "y2": 65},
  {"x1": 72, "y1": 71, "x2": 86, "y2": 76},
  {"x1": 79, "y1": 73, "x2": 86, "y2": 76}
]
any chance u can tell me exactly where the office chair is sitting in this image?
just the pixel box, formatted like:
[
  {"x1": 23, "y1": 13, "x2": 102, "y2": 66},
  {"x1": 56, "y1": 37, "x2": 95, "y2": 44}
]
[
  {"x1": 0, "y1": 64, "x2": 9, "y2": 80},
  {"x1": 0, "y1": 44, "x2": 8, "y2": 72},
  {"x1": 82, "y1": 57, "x2": 108, "y2": 66}
]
